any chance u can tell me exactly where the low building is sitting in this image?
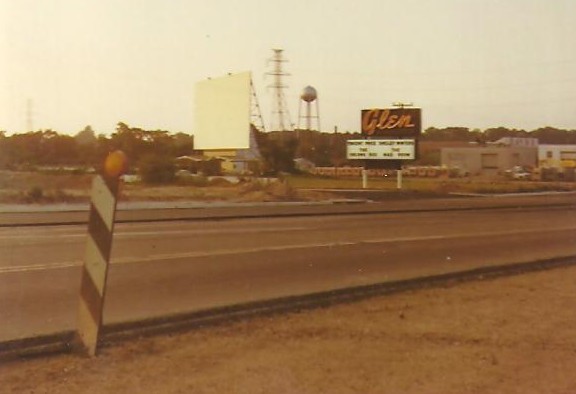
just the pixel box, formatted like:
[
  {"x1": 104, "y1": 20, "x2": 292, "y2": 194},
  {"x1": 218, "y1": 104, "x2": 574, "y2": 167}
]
[
  {"x1": 492, "y1": 137, "x2": 539, "y2": 148},
  {"x1": 538, "y1": 145, "x2": 576, "y2": 169},
  {"x1": 202, "y1": 149, "x2": 261, "y2": 175},
  {"x1": 200, "y1": 127, "x2": 263, "y2": 175},
  {"x1": 441, "y1": 145, "x2": 537, "y2": 176},
  {"x1": 175, "y1": 155, "x2": 222, "y2": 176},
  {"x1": 537, "y1": 145, "x2": 576, "y2": 181}
]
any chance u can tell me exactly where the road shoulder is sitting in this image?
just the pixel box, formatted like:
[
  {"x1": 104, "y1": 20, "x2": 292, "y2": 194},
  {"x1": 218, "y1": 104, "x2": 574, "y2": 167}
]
[{"x1": 2, "y1": 264, "x2": 576, "y2": 393}]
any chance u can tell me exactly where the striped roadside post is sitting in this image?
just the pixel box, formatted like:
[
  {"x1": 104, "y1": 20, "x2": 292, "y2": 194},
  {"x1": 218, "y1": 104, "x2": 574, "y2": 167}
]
[{"x1": 76, "y1": 150, "x2": 128, "y2": 357}]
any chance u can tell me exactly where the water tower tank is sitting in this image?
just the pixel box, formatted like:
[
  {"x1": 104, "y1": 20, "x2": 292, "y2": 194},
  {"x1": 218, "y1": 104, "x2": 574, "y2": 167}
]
[{"x1": 300, "y1": 86, "x2": 317, "y2": 102}]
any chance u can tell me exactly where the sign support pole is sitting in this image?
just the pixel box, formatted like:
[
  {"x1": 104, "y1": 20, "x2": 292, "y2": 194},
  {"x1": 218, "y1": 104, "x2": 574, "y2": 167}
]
[
  {"x1": 76, "y1": 151, "x2": 127, "y2": 357},
  {"x1": 362, "y1": 168, "x2": 368, "y2": 189},
  {"x1": 397, "y1": 169, "x2": 403, "y2": 189}
]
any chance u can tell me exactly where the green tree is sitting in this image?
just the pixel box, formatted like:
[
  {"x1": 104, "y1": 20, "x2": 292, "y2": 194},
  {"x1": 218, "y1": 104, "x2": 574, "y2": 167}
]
[
  {"x1": 36, "y1": 130, "x2": 79, "y2": 165},
  {"x1": 75, "y1": 125, "x2": 97, "y2": 146},
  {"x1": 255, "y1": 130, "x2": 298, "y2": 174},
  {"x1": 531, "y1": 127, "x2": 576, "y2": 144},
  {"x1": 109, "y1": 122, "x2": 147, "y2": 162},
  {"x1": 421, "y1": 127, "x2": 475, "y2": 141},
  {"x1": 484, "y1": 127, "x2": 527, "y2": 141},
  {"x1": 3, "y1": 131, "x2": 43, "y2": 167},
  {"x1": 171, "y1": 133, "x2": 195, "y2": 157},
  {"x1": 108, "y1": 123, "x2": 193, "y2": 166},
  {"x1": 0, "y1": 131, "x2": 7, "y2": 168},
  {"x1": 138, "y1": 154, "x2": 176, "y2": 184},
  {"x1": 73, "y1": 126, "x2": 98, "y2": 166}
]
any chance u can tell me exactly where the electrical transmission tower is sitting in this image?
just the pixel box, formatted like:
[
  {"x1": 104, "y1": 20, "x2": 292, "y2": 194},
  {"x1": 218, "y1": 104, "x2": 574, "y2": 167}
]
[
  {"x1": 250, "y1": 79, "x2": 266, "y2": 132},
  {"x1": 266, "y1": 48, "x2": 293, "y2": 131}
]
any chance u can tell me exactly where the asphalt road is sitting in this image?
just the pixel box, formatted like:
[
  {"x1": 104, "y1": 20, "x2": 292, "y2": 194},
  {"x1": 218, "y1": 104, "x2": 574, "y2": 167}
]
[
  {"x1": 1, "y1": 193, "x2": 575, "y2": 226},
  {"x1": 1, "y1": 201, "x2": 576, "y2": 342}
]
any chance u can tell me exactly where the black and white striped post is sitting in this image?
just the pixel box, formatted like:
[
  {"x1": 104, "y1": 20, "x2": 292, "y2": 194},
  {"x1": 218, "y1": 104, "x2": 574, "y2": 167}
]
[{"x1": 76, "y1": 150, "x2": 128, "y2": 357}]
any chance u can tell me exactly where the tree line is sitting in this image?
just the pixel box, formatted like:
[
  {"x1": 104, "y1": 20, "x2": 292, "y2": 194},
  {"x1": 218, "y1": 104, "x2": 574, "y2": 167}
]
[
  {"x1": 1, "y1": 124, "x2": 575, "y2": 173},
  {"x1": 421, "y1": 126, "x2": 576, "y2": 144},
  {"x1": 0, "y1": 123, "x2": 194, "y2": 171}
]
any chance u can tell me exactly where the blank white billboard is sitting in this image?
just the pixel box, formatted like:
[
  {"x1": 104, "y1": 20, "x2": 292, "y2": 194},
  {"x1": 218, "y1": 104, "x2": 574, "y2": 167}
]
[{"x1": 194, "y1": 71, "x2": 251, "y2": 150}]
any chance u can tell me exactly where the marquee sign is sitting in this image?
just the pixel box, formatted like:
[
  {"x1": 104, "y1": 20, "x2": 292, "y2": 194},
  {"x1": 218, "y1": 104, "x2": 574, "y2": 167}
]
[
  {"x1": 347, "y1": 139, "x2": 416, "y2": 160},
  {"x1": 361, "y1": 108, "x2": 421, "y2": 138}
]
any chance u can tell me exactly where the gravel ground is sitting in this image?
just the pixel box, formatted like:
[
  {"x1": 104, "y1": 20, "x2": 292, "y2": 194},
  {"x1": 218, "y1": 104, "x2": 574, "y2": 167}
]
[{"x1": 2, "y1": 265, "x2": 576, "y2": 393}]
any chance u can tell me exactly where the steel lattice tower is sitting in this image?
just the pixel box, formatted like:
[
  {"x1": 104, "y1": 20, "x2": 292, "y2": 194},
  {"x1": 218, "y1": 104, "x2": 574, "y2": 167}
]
[
  {"x1": 250, "y1": 79, "x2": 266, "y2": 132},
  {"x1": 266, "y1": 49, "x2": 293, "y2": 131}
]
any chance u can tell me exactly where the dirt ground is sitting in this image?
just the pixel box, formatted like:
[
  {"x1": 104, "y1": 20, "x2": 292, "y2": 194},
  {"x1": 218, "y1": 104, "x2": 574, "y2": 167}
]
[{"x1": 2, "y1": 265, "x2": 576, "y2": 393}]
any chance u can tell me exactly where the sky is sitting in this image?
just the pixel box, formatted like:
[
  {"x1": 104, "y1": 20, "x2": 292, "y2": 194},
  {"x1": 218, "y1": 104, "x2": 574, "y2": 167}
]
[{"x1": 1, "y1": 0, "x2": 575, "y2": 136}]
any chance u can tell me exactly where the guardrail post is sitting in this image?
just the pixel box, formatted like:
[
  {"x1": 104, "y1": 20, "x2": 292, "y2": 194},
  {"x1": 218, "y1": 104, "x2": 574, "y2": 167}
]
[{"x1": 76, "y1": 151, "x2": 128, "y2": 357}]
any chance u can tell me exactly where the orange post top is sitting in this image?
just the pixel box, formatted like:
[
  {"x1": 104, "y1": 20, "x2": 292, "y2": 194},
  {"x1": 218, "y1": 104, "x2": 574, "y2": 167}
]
[{"x1": 104, "y1": 150, "x2": 129, "y2": 179}]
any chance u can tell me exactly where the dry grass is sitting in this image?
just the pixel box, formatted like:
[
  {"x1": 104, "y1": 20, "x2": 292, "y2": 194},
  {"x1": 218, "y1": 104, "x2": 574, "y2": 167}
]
[
  {"x1": 1, "y1": 170, "x2": 574, "y2": 205},
  {"x1": 0, "y1": 170, "x2": 92, "y2": 203},
  {"x1": 287, "y1": 174, "x2": 576, "y2": 194},
  {"x1": 0, "y1": 171, "x2": 335, "y2": 204}
]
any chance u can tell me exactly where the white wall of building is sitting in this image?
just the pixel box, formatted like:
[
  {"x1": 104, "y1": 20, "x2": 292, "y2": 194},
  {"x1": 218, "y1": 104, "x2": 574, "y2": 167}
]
[{"x1": 538, "y1": 145, "x2": 576, "y2": 168}]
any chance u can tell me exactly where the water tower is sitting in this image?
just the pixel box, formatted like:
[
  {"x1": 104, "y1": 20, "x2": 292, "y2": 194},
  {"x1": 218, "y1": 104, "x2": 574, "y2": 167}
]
[{"x1": 297, "y1": 85, "x2": 321, "y2": 131}]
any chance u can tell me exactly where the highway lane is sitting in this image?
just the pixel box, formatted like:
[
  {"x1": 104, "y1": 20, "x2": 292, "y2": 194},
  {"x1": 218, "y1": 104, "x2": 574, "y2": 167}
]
[
  {"x1": 1, "y1": 193, "x2": 575, "y2": 227},
  {"x1": 1, "y1": 205, "x2": 575, "y2": 341}
]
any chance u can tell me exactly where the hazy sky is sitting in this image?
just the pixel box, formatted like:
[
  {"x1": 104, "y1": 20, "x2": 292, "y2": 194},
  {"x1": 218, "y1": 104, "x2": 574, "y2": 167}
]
[{"x1": 1, "y1": 0, "x2": 575, "y2": 135}]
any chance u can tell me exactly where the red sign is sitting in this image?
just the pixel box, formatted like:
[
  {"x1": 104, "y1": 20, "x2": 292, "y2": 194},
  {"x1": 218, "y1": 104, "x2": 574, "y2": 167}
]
[{"x1": 361, "y1": 108, "x2": 421, "y2": 137}]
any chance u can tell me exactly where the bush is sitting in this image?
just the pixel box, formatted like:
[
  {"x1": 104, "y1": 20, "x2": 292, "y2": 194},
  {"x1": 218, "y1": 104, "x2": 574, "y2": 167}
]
[{"x1": 138, "y1": 155, "x2": 176, "y2": 184}]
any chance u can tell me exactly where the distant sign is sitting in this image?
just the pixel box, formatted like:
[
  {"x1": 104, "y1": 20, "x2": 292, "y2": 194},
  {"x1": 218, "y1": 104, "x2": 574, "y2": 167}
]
[
  {"x1": 347, "y1": 139, "x2": 416, "y2": 160},
  {"x1": 361, "y1": 108, "x2": 421, "y2": 138}
]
